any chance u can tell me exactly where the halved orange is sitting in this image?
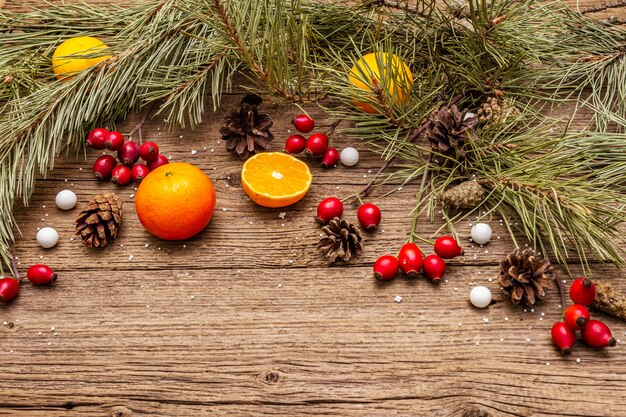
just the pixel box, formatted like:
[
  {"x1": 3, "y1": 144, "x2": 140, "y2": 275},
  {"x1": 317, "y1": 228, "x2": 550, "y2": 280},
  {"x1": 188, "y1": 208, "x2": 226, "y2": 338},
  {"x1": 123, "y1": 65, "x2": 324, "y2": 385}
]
[{"x1": 241, "y1": 152, "x2": 312, "y2": 208}]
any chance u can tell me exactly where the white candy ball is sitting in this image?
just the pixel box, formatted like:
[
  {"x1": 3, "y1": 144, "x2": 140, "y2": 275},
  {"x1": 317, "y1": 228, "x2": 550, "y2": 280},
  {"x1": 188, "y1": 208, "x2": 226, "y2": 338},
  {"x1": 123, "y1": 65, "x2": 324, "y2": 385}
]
[
  {"x1": 37, "y1": 227, "x2": 59, "y2": 249},
  {"x1": 471, "y1": 222, "x2": 492, "y2": 245},
  {"x1": 55, "y1": 189, "x2": 77, "y2": 210},
  {"x1": 469, "y1": 285, "x2": 492, "y2": 308},
  {"x1": 340, "y1": 147, "x2": 359, "y2": 167}
]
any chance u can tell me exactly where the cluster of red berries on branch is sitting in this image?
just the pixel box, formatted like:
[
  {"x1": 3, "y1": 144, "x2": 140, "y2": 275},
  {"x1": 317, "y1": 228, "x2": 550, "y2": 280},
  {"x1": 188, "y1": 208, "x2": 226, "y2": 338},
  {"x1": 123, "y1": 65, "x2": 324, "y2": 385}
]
[
  {"x1": 88, "y1": 128, "x2": 168, "y2": 186},
  {"x1": 374, "y1": 236, "x2": 463, "y2": 282},
  {"x1": 285, "y1": 115, "x2": 358, "y2": 169},
  {"x1": 0, "y1": 264, "x2": 58, "y2": 304},
  {"x1": 551, "y1": 278, "x2": 617, "y2": 354}
]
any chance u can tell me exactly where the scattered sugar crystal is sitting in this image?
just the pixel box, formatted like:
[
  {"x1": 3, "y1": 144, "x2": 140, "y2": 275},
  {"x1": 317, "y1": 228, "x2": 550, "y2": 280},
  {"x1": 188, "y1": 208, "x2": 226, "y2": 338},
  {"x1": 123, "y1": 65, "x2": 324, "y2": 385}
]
[
  {"x1": 394, "y1": 295, "x2": 403, "y2": 303},
  {"x1": 128, "y1": 255, "x2": 134, "y2": 261},
  {"x1": 576, "y1": 358, "x2": 581, "y2": 363},
  {"x1": 191, "y1": 150, "x2": 197, "y2": 155},
  {"x1": 483, "y1": 318, "x2": 489, "y2": 323},
  {"x1": 279, "y1": 212, "x2": 287, "y2": 219}
]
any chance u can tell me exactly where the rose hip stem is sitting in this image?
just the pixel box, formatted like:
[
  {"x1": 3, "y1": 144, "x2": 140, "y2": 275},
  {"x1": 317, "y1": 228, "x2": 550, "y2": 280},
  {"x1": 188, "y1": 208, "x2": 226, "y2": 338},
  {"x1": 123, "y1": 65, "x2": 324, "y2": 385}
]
[
  {"x1": 325, "y1": 119, "x2": 342, "y2": 146},
  {"x1": 8, "y1": 239, "x2": 20, "y2": 280},
  {"x1": 408, "y1": 154, "x2": 432, "y2": 244},
  {"x1": 128, "y1": 101, "x2": 158, "y2": 144}
]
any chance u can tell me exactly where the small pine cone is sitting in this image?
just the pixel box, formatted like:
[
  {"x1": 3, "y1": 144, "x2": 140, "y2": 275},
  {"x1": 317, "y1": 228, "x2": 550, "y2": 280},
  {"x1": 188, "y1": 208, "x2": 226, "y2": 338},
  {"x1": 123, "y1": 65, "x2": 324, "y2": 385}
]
[
  {"x1": 476, "y1": 97, "x2": 518, "y2": 125},
  {"x1": 220, "y1": 94, "x2": 274, "y2": 160},
  {"x1": 317, "y1": 217, "x2": 363, "y2": 263},
  {"x1": 591, "y1": 279, "x2": 626, "y2": 322},
  {"x1": 75, "y1": 193, "x2": 122, "y2": 248},
  {"x1": 426, "y1": 104, "x2": 476, "y2": 160},
  {"x1": 440, "y1": 181, "x2": 486, "y2": 209},
  {"x1": 499, "y1": 248, "x2": 554, "y2": 307}
]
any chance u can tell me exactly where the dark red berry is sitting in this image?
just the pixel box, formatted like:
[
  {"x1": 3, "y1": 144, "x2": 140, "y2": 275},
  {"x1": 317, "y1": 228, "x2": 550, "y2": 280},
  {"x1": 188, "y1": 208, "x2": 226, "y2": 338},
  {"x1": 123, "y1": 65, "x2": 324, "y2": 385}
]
[
  {"x1": 86, "y1": 128, "x2": 108, "y2": 149},
  {"x1": 0, "y1": 278, "x2": 19, "y2": 303},
  {"x1": 570, "y1": 277, "x2": 596, "y2": 306},
  {"x1": 131, "y1": 164, "x2": 151, "y2": 183},
  {"x1": 147, "y1": 154, "x2": 169, "y2": 170},
  {"x1": 551, "y1": 321, "x2": 576, "y2": 354},
  {"x1": 117, "y1": 141, "x2": 140, "y2": 166},
  {"x1": 26, "y1": 264, "x2": 57, "y2": 285},
  {"x1": 292, "y1": 114, "x2": 315, "y2": 133},
  {"x1": 111, "y1": 165, "x2": 132, "y2": 186},
  {"x1": 104, "y1": 131, "x2": 124, "y2": 151},
  {"x1": 398, "y1": 242, "x2": 423, "y2": 277},
  {"x1": 284, "y1": 135, "x2": 306, "y2": 154},
  {"x1": 92, "y1": 155, "x2": 117, "y2": 180},
  {"x1": 305, "y1": 133, "x2": 328, "y2": 157},
  {"x1": 316, "y1": 197, "x2": 344, "y2": 224},
  {"x1": 321, "y1": 148, "x2": 340, "y2": 168},
  {"x1": 582, "y1": 319, "x2": 616, "y2": 349},
  {"x1": 434, "y1": 236, "x2": 463, "y2": 259},
  {"x1": 374, "y1": 255, "x2": 399, "y2": 281},
  {"x1": 139, "y1": 141, "x2": 160, "y2": 162},
  {"x1": 564, "y1": 304, "x2": 590, "y2": 330},
  {"x1": 423, "y1": 254, "x2": 446, "y2": 283},
  {"x1": 357, "y1": 203, "x2": 381, "y2": 232}
]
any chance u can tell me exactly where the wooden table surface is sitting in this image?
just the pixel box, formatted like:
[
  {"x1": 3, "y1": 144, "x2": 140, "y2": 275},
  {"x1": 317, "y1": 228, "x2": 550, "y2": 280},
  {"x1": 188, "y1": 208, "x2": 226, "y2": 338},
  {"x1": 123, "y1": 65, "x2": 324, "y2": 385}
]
[{"x1": 2, "y1": 1, "x2": 626, "y2": 416}]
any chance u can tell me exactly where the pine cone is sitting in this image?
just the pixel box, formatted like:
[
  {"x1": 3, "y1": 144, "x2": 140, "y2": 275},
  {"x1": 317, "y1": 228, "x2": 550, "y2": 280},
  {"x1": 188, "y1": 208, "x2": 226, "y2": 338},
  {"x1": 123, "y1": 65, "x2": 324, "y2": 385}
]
[
  {"x1": 426, "y1": 104, "x2": 476, "y2": 159},
  {"x1": 499, "y1": 248, "x2": 554, "y2": 307},
  {"x1": 75, "y1": 193, "x2": 122, "y2": 248},
  {"x1": 317, "y1": 217, "x2": 363, "y2": 262},
  {"x1": 220, "y1": 94, "x2": 274, "y2": 160},
  {"x1": 476, "y1": 96, "x2": 518, "y2": 125},
  {"x1": 440, "y1": 181, "x2": 486, "y2": 209}
]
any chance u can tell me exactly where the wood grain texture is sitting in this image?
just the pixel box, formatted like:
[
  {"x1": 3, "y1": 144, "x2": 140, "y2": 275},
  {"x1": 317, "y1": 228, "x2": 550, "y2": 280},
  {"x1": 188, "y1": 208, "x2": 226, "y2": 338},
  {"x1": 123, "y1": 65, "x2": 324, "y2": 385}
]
[{"x1": 2, "y1": 1, "x2": 626, "y2": 416}]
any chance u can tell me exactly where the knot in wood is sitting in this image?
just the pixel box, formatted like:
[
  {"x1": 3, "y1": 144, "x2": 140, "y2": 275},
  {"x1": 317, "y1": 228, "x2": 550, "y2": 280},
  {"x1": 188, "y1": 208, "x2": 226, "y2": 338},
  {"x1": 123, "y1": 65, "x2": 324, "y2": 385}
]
[
  {"x1": 462, "y1": 406, "x2": 492, "y2": 417},
  {"x1": 110, "y1": 406, "x2": 133, "y2": 417},
  {"x1": 261, "y1": 370, "x2": 282, "y2": 385}
]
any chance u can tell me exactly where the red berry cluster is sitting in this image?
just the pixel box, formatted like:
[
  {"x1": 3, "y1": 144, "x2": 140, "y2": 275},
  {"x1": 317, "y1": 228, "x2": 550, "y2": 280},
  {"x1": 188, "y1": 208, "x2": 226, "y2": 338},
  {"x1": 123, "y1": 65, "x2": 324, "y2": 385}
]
[
  {"x1": 285, "y1": 114, "x2": 339, "y2": 168},
  {"x1": 551, "y1": 278, "x2": 616, "y2": 354},
  {"x1": 373, "y1": 236, "x2": 463, "y2": 282},
  {"x1": 87, "y1": 128, "x2": 168, "y2": 186},
  {"x1": 0, "y1": 264, "x2": 58, "y2": 304}
]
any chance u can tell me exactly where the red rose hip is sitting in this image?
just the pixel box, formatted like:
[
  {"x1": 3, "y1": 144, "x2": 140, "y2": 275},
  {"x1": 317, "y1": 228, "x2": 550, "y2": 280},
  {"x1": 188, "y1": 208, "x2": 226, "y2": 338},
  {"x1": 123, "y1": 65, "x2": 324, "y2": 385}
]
[
  {"x1": 292, "y1": 114, "x2": 315, "y2": 133},
  {"x1": 0, "y1": 278, "x2": 19, "y2": 303},
  {"x1": 564, "y1": 304, "x2": 590, "y2": 330},
  {"x1": 434, "y1": 236, "x2": 463, "y2": 259},
  {"x1": 93, "y1": 155, "x2": 117, "y2": 180},
  {"x1": 551, "y1": 321, "x2": 576, "y2": 354},
  {"x1": 316, "y1": 197, "x2": 344, "y2": 224},
  {"x1": 582, "y1": 319, "x2": 616, "y2": 349},
  {"x1": 104, "y1": 130, "x2": 124, "y2": 151},
  {"x1": 305, "y1": 133, "x2": 328, "y2": 157},
  {"x1": 27, "y1": 264, "x2": 57, "y2": 284},
  {"x1": 357, "y1": 203, "x2": 381, "y2": 232},
  {"x1": 321, "y1": 148, "x2": 340, "y2": 168},
  {"x1": 569, "y1": 277, "x2": 596, "y2": 305},
  {"x1": 86, "y1": 128, "x2": 108, "y2": 149},
  {"x1": 423, "y1": 254, "x2": 446, "y2": 283},
  {"x1": 139, "y1": 141, "x2": 160, "y2": 162},
  {"x1": 284, "y1": 135, "x2": 306, "y2": 154},
  {"x1": 118, "y1": 141, "x2": 140, "y2": 166},
  {"x1": 374, "y1": 255, "x2": 399, "y2": 281},
  {"x1": 398, "y1": 242, "x2": 423, "y2": 277},
  {"x1": 148, "y1": 154, "x2": 169, "y2": 170},
  {"x1": 131, "y1": 164, "x2": 151, "y2": 183},
  {"x1": 111, "y1": 165, "x2": 132, "y2": 186}
]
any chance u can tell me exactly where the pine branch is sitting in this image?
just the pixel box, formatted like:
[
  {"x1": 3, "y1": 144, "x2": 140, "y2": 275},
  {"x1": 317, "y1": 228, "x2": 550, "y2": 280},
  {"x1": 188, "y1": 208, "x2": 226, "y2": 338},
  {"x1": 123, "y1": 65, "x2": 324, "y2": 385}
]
[{"x1": 581, "y1": 1, "x2": 626, "y2": 14}]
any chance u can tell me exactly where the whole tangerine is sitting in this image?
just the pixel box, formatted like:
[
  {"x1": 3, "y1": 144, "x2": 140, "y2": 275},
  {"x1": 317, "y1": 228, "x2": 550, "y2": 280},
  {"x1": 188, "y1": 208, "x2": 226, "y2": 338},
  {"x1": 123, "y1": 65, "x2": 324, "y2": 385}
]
[{"x1": 135, "y1": 162, "x2": 216, "y2": 240}]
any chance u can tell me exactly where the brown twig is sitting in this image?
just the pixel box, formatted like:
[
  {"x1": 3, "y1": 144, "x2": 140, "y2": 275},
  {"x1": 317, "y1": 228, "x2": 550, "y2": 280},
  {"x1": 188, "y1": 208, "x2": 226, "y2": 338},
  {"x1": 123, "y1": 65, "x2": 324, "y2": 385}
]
[
  {"x1": 351, "y1": 93, "x2": 464, "y2": 203},
  {"x1": 581, "y1": 1, "x2": 626, "y2": 14},
  {"x1": 128, "y1": 101, "x2": 159, "y2": 143},
  {"x1": 554, "y1": 276, "x2": 567, "y2": 309}
]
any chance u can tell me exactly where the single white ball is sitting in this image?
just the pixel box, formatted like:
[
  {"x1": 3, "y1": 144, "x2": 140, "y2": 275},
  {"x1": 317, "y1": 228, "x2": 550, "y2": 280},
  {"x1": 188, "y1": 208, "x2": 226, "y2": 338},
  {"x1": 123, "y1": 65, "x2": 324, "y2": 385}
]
[
  {"x1": 340, "y1": 147, "x2": 359, "y2": 167},
  {"x1": 469, "y1": 285, "x2": 492, "y2": 308},
  {"x1": 471, "y1": 222, "x2": 492, "y2": 245},
  {"x1": 55, "y1": 189, "x2": 77, "y2": 210},
  {"x1": 37, "y1": 227, "x2": 59, "y2": 249}
]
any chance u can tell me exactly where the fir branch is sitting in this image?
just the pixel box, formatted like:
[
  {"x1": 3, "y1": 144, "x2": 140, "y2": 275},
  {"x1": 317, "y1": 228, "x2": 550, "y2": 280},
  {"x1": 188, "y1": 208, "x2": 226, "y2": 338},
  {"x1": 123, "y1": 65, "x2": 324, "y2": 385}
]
[{"x1": 581, "y1": 1, "x2": 626, "y2": 14}]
